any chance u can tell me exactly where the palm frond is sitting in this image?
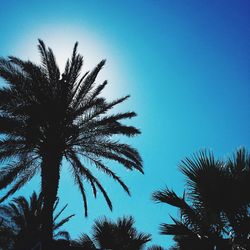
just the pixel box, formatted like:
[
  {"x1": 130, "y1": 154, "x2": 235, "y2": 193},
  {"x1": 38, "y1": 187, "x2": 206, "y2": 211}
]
[
  {"x1": 54, "y1": 230, "x2": 71, "y2": 241},
  {"x1": 84, "y1": 156, "x2": 130, "y2": 195},
  {"x1": 87, "y1": 80, "x2": 108, "y2": 102},
  {"x1": 152, "y1": 187, "x2": 186, "y2": 208},
  {"x1": 78, "y1": 146, "x2": 141, "y2": 172},
  {"x1": 53, "y1": 214, "x2": 75, "y2": 231},
  {"x1": 0, "y1": 57, "x2": 27, "y2": 88},
  {"x1": 68, "y1": 151, "x2": 112, "y2": 211},
  {"x1": 72, "y1": 60, "x2": 106, "y2": 108},
  {"x1": 81, "y1": 95, "x2": 130, "y2": 124},
  {"x1": 37, "y1": 39, "x2": 60, "y2": 83},
  {"x1": 0, "y1": 165, "x2": 38, "y2": 203},
  {"x1": 159, "y1": 219, "x2": 195, "y2": 236},
  {"x1": 0, "y1": 155, "x2": 38, "y2": 191},
  {"x1": 53, "y1": 204, "x2": 68, "y2": 222},
  {"x1": 71, "y1": 168, "x2": 88, "y2": 217},
  {"x1": 97, "y1": 141, "x2": 142, "y2": 166}
]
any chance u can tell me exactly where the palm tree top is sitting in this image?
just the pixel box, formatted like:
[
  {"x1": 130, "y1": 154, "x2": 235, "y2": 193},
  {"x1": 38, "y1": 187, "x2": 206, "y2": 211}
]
[
  {"x1": 152, "y1": 148, "x2": 250, "y2": 249},
  {"x1": 0, "y1": 39, "x2": 143, "y2": 218},
  {"x1": 76, "y1": 215, "x2": 151, "y2": 250}
]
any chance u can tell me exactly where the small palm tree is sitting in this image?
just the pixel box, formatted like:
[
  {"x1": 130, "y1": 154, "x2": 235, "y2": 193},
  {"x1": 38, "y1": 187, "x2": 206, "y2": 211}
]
[
  {"x1": 76, "y1": 216, "x2": 151, "y2": 250},
  {"x1": 0, "y1": 40, "x2": 143, "y2": 246},
  {"x1": 152, "y1": 148, "x2": 250, "y2": 250},
  {"x1": 0, "y1": 191, "x2": 73, "y2": 250}
]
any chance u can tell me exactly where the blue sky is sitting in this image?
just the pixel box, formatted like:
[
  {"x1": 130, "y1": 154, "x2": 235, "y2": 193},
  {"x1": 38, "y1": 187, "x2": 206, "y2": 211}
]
[{"x1": 0, "y1": 0, "x2": 249, "y2": 248}]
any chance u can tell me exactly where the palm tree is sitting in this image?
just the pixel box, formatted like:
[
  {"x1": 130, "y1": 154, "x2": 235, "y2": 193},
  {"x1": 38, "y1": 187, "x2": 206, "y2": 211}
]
[
  {"x1": 152, "y1": 148, "x2": 250, "y2": 250},
  {"x1": 76, "y1": 216, "x2": 151, "y2": 250},
  {"x1": 180, "y1": 148, "x2": 250, "y2": 248},
  {"x1": 0, "y1": 191, "x2": 74, "y2": 249},
  {"x1": 0, "y1": 40, "x2": 143, "y2": 247},
  {"x1": 152, "y1": 187, "x2": 221, "y2": 250}
]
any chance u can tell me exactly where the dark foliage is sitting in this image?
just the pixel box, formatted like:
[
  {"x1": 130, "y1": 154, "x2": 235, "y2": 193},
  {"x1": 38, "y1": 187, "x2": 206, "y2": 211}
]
[
  {"x1": 152, "y1": 148, "x2": 250, "y2": 250},
  {"x1": 0, "y1": 191, "x2": 73, "y2": 250},
  {"x1": 75, "y1": 216, "x2": 151, "y2": 250}
]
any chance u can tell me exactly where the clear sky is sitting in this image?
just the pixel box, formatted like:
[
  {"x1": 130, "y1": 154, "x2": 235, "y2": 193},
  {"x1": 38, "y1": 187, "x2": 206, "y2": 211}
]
[{"x1": 0, "y1": 0, "x2": 249, "y2": 248}]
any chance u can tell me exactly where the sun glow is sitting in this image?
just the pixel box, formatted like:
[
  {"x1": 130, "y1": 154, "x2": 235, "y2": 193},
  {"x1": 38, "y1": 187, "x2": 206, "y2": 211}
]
[{"x1": 13, "y1": 25, "x2": 125, "y2": 100}]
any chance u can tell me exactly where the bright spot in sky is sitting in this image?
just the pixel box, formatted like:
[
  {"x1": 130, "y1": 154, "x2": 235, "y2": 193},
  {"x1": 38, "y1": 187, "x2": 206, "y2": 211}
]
[{"x1": 12, "y1": 25, "x2": 126, "y2": 100}]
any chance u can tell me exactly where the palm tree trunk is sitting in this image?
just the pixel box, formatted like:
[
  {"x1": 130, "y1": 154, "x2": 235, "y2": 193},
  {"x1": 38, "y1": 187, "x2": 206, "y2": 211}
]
[{"x1": 40, "y1": 149, "x2": 62, "y2": 248}]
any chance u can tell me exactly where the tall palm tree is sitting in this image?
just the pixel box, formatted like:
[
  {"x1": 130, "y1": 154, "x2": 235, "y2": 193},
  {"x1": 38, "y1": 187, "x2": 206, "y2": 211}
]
[
  {"x1": 152, "y1": 148, "x2": 250, "y2": 250},
  {"x1": 0, "y1": 40, "x2": 143, "y2": 247},
  {"x1": 0, "y1": 191, "x2": 73, "y2": 250},
  {"x1": 76, "y1": 216, "x2": 151, "y2": 250}
]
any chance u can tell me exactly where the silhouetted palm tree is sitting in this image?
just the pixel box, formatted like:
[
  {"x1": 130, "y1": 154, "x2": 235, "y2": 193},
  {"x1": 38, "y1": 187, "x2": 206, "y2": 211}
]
[
  {"x1": 152, "y1": 148, "x2": 250, "y2": 250},
  {"x1": 180, "y1": 148, "x2": 250, "y2": 248},
  {"x1": 0, "y1": 40, "x2": 142, "y2": 246},
  {"x1": 76, "y1": 216, "x2": 151, "y2": 250},
  {"x1": 153, "y1": 187, "x2": 220, "y2": 250},
  {"x1": 0, "y1": 192, "x2": 73, "y2": 249}
]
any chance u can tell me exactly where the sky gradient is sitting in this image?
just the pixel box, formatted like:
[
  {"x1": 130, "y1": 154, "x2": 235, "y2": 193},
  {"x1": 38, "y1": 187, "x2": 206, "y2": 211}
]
[{"x1": 0, "y1": 0, "x2": 250, "y2": 248}]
